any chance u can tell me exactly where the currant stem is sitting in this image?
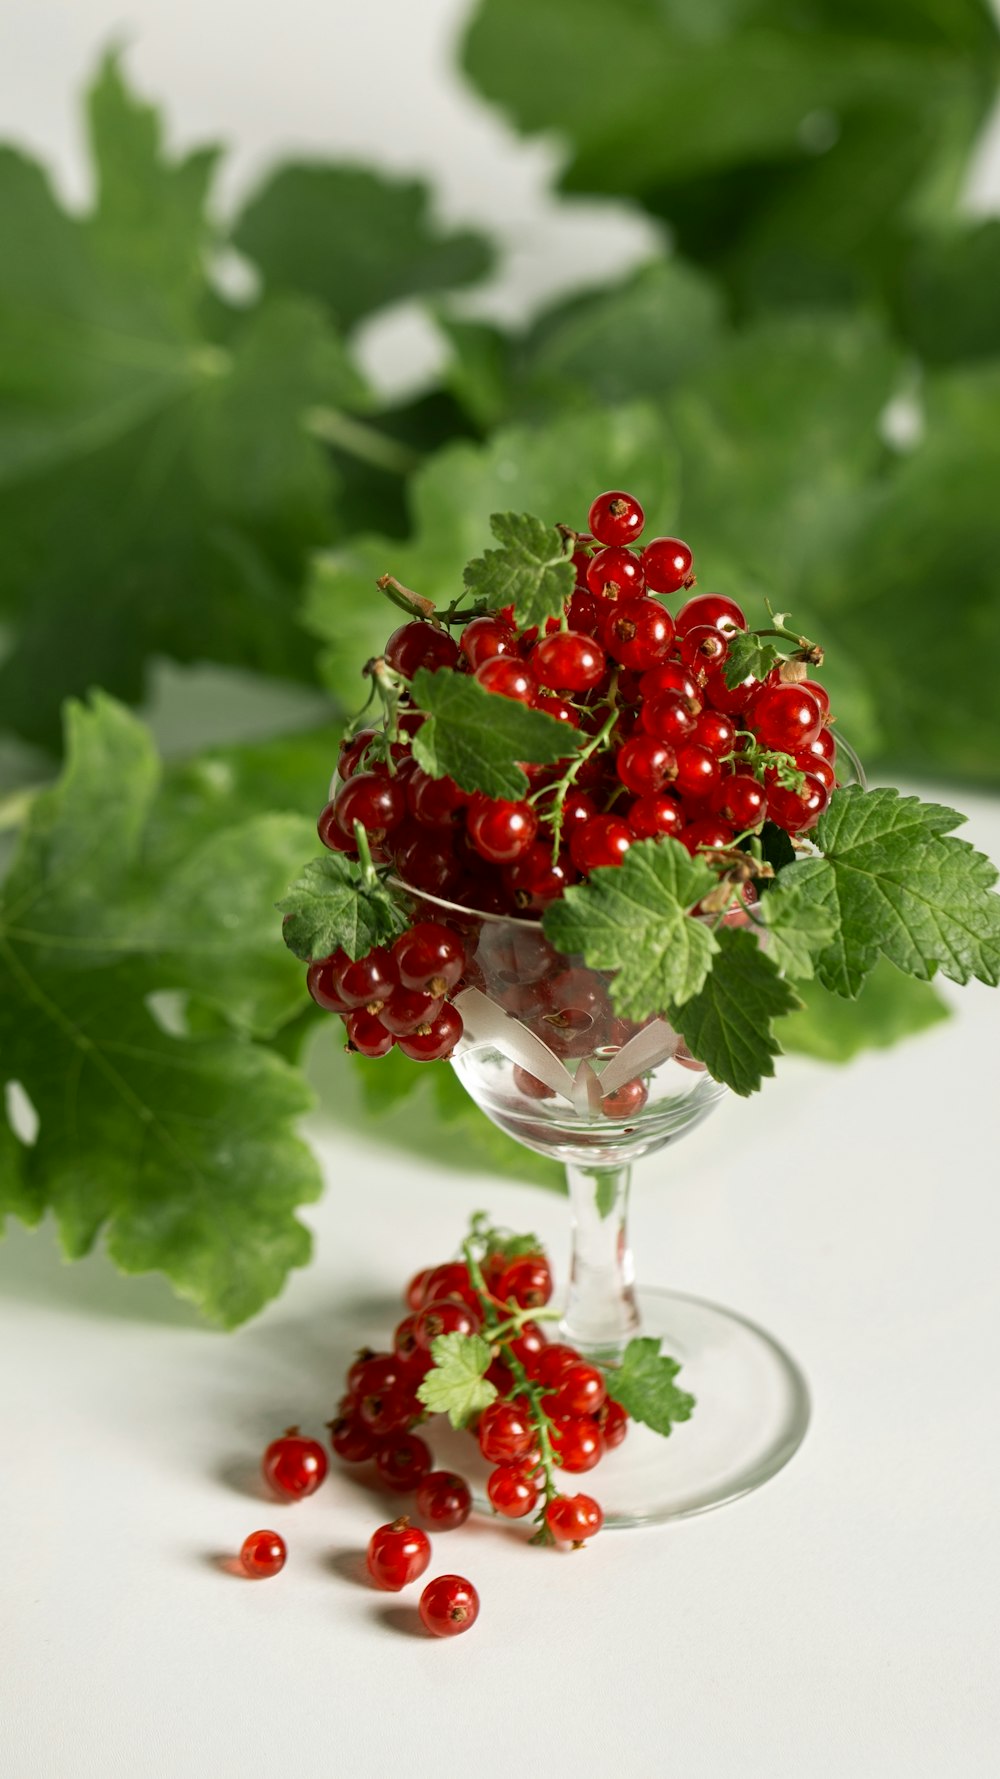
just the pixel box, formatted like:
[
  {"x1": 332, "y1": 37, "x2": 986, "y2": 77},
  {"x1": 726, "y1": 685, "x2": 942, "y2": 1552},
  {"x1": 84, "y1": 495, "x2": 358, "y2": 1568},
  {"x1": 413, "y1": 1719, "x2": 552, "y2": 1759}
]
[
  {"x1": 305, "y1": 407, "x2": 421, "y2": 477},
  {"x1": 542, "y1": 673, "x2": 621, "y2": 859}
]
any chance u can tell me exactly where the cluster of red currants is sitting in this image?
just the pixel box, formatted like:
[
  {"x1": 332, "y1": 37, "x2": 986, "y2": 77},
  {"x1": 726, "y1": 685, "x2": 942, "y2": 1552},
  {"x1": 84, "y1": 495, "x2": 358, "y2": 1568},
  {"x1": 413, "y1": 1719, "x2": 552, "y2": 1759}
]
[
  {"x1": 315, "y1": 489, "x2": 837, "y2": 921},
  {"x1": 305, "y1": 918, "x2": 467, "y2": 1060}
]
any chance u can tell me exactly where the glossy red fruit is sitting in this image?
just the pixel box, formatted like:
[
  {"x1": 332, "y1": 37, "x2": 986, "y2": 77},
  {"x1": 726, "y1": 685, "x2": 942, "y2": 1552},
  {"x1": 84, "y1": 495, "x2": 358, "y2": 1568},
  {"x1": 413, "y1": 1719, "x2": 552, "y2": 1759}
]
[
  {"x1": 692, "y1": 709, "x2": 736, "y2": 757},
  {"x1": 801, "y1": 725, "x2": 837, "y2": 764},
  {"x1": 415, "y1": 1298, "x2": 481, "y2": 1351},
  {"x1": 561, "y1": 790, "x2": 599, "y2": 829},
  {"x1": 419, "y1": 1574, "x2": 479, "y2": 1636},
  {"x1": 334, "y1": 772, "x2": 407, "y2": 843},
  {"x1": 641, "y1": 690, "x2": 699, "y2": 746},
  {"x1": 597, "y1": 1398, "x2": 629, "y2": 1450},
  {"x1": 336, "y1": 947, "x2": 396, "y2": 1010},
  {"x1": 478, "y1": 1398, "x2": 536, "y2": 1464},
  {"x1": 586, "y1": 546, "x2": 644, "y2": 601},
  {"x1": 505, "y1": 845, "x2": 575, "y2": 913},
  {"x1": 798, "y1": 679, "x2": 831, "y2": 715},
  {"x1": 567, "y1": 589, "x2": 601, "y2": 633},
  {"x1": 366, "y1": 1517, "x2": 431, "y2": 1591},
  {"x1": 344, "y1": 1009, "x2": 395, "y2": 1058},
  {"x1": 616, "y1": 734, "x2": 677, "y2": 796},
  {"x1": 532, "y1": 1343, "x2": 580, "y2": 1388},
  {"x1": 546, "y1": 1493, "x2": 604, "y2": 1543},
  {"x1": 421, "y1": 1262, "x2": 473, "y2": 1305},
  {"x1": 328, "y1": 1414, "x2": 378, "y2": 1463},
  {"x1": 467, "y1": 794, "x2": 538, "y2": 864},
  {"x1": 766, "y1": 773, "x2": 830, "y2": 834},
  {"x1": 398, "y1": 1004, "x2": 464, "y2": 1062},
  {"x1": 674, "y1": 743, "x2": 723, "y2": 802},
  {"x1": 601, "y1": 1077, "x2": 648, "y2": 1118},
  {"x1": 715, "y1": 772, "x2": 767, "y2": 828},
  {"x1": 487, "y1": 1461, "x2": 540, "y2": 1518},
  {"x1": 376, "y1": 1432, "x2": 434, "y2": 1493},
  {"x1": 600, "y1": 597, "x2": 674, "y2": 670},
  {"x1": 406, "y1": 1268, "x2": 433, "y2": 1312},
  {"x1": 639, "y1": 536, "x2": 694, "y2": 594},
  {"x1": 639, "y1": 662, "x2": 700, "y2": 704},
  {"x1": 380, "y1": 985, "x2": 444, "y2": 1037},
  {"x1": 674, "y1": 593, "x2": 747, "y2": 636},
  {"x1": 508, "y1": 1321, "x2": 548, "y2": 1369},
  {"x1": 407, "y1": 769, "x2": 466, "y2": 831},
  {"x1": 415, "y1": 1470, "x2": 472, "y2": 1530},
  {"x1": 550, "y1": 1416, "x2": 603, "y2": 1473},
  {"x1": 385, "y1": 621, "x2": 459, "y2": 678},
  {"x1": 679, "y1": 624, "x2": 729, "y2": 671},
  {"x1": 800, "y1": 753, "x2": 836, "y2": 791},
  {"x1": 337, "y1": 728, "x2": 377, "y2": 780},
  {"x1": 459, "y1": 616, "x2": 516, "y2": 669},
  {"x1": 682, "y1": 817, "x2": 736, "y2": 853},
  {"x1": 534, "y1": 693, "x2": 581, "y2": 732},
  {"x1": 588, "y1": 490, "x2": 645, "y2": 547},
  {"x1": 317, "y1": 801, "x2": 356, "y2": 853},
  {"x1": 531, "y1": 632, "x2": 607, "y2": 692},
  {"x1": 240, "y1": 1530, "x2": 287, "y2": 1578},
  {"x1": 752, "y1": 685, "x2": 823, "y2": 752},
  {"x1": 569, "y1": 816, "x2": 633, "y2": 874},
  {"x1": 262, "y1": 1429, "x2": 329, "y2": 1500},
  {"x1": 393, "y1": 828, "x2": 462, "y2": 899},
  {"x1": 392, "y1": 923, "x2": 466, "y2": 995},
  {"x1": 495, "y1": 1253, "x2": 553, "y2": 1310},
  {"x1": 306, "y1": 954, "x2": 351, "y2": 1013},
  {"x1": 551, "y1": 1362, "x2": 607, "y2": 1418},
  {"x1": 702, "y1": 666, "x2": 761, "y2": 715},
  {"x1": 475, "y1": 656, "x2": 537, "y2": 704},
  {"x1": 627, "y1": 792, "x2": 686, "y2": 840},
  {"x1": 513, "y1": 1065, "x2": 555, "y2": 1100}
]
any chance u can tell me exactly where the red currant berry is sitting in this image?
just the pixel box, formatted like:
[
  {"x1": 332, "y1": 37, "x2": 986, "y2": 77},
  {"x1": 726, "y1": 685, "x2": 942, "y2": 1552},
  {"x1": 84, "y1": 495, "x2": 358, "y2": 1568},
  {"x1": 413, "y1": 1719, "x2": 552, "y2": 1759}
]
[
  {"x1": 407, "y1": 769, "x2": 466, "y2": 831},
  {"x1": 240, "y1": 1530, "x2": 287, "y2": 1578},
  {"x1": 376, "y1": 1432, "x2": 433, "y2": 1493},
  {"x1": 513, "y1": 1065, "x2": 555, "y2": 1100},
  {"x1": 532, "y1": 1344, "x2": 580, "y2": 1388},
  {"x1": 380, "y1": 985, "x2": 444, "y2": 1037},
  {"x1": 508, "y1": 1321, "x2": 548, "y2": 1369},
  {"x1": 344, "y1": 1009, "x2": 395, "y2": 1058},
  {"x1": 801, "y1": 725, "x2": 836, "y2": 764},
  {"x1": 392, "y1": 1313, "x2": 421, "y2": 1363},
  {"x1": 393, "y1": 923, "x2": 466, "y2": 996},
  {"x1": 639, "y1": 662, "x2": 700, "y2": 704},
  {"x1": 317, "y1": 801, "x2": 356, "y2": 853},
  {"x1": 494, "y1": 1253, "x2": 553, "y2": 1310},
  {"x1": 262, "y1": 1428, "x2": 329, "y2": 1500},
  {"x1": 692, "y1": 709, "x2": 736, "y2": 757},
  {"x1": 458, "y1": 616, "x2": 516, "y2": 669},
  {"x1": 682, "y1": 816, "x2": 736, "y2": 853},
  {"x1": 337, "y1": 728, "x2": 378, "y2": 780},
  {"x1": 567, "y1": 589, "x2": 601, "y2": 633},
  {"x1": 393, "y1": 827, "x2": 463, "y2": 898},
  {"x1": 478, "y1": 1398, "x2": 536, "y2": 1464},
  {"x1": 641, "y1": 690, "x2": 699, "y2": 746},
  {"x1": 385, "y1": 621, "x2": 458, "y2": 679},
  {"x1": 546, "y1": 1493, "x2": 604, "y2": 1544},
  {"x1": 504, "y1": 845, "x2": 575, "y2": 912},
  {"x1": 366, "y1": 1517, "x2": 431, "y2": 1591},
  {"x1": 799, "y1": 752, "x2": 835, "y2": 791},
  {"x1": 418, "y1": 1574, "x2": 479, "y2": 1636},
  {"x1": 475, "y1": 656, "x2": 537, "y2": 704},
  {"x1": 329, "y1": 1415, "x2": 378, "y2": 1463},
  {"x1": 531, "y1": 631, "x2": 607, "y2": 692},
  {"x1": 798, "y1": 679, "x2": 830, "y2": 716},
  {"x1": 597, "y1": 1399, "x2": 629, "y2": 1450},
  {"x1": 639, "y1": 536, "x2": 694, "y2": 594},
  {"x1": 334, "y1": 772, "x2": 406, "y2": 843},
  {"x1": 487, "y1": 1461, "x2": 540, "y2": 1518},
  {"x1": 588, "y1": 490, "x2": 645, "y2": 547},
  {"x1": 752, "y1": 685, "x2": 823, "y2": 752},
  {"x1": 306, "y1": 953, "x2": 351, "y2": 1012},
  {"x1": 674, "y1": 743, "x2": 723, "y2": 802},
  {"x1": 534, "y1": 693, "x2": 581, "y2": 731},
  {"x1": 396, "y1": 1004, "x2": 463, "y2": 1062},
  {"x1": 601, "y1": 1077, "x2": 648, "y2": 1117},
  {"x1": 415, "y1": 1470, "x2": 472, "y2": 1531},
  {"x1": 679, "y1": 625, "x2": 729, "y2": 671},
  {"x1": 336, "y1": 947, "x2": 396, "y2": 1010},
  {"x1": 550, "y1": 1415, "x2": 603, "y2": 1473},
  {"x1": 586, "y1": 546, "x2": 644, "y2": 600},
  {"x1": 674, "y1": 593, "x2": 747, "y2": 636},
  {"x1": 766, "y1": 773, "x2": 830, "y2": 834},
  {"x1": 415, "y1": 1297, "x2": 481, "y2": 1351},
  {"x1": 551, "y1": 1362, "x2": 607, "y2": 1418},
  {"x1": 347, "y1": 1348, "x2": 384, "y2": 1396},
  {"x1": 701, "y1": 666, "x2": 761, "y2": 715},
  {"x1": 616, "y1": 733, "x2": 677, "y2": 796},
  {"x1": 627, "y1": 792, "x2": 686, "y2": 840},
  {"x1": 405, "y1": 1269, "x2": 433, "y2": 1312},
  {"x1": 569, "y1": 816, "x2": 633, "y2": 874},
  {"x1": 421, "y1": 1262, "x2": 473, "y2": 1305},
  {"x1": 600, "y1": 596, "x2": 674, "y2": 670},
  {"x1": 467, "y1": 793, "x2": 538, "y2": 865},
  {"x1": 715, "y1": 772, "x2": 767, "y2": 827}
]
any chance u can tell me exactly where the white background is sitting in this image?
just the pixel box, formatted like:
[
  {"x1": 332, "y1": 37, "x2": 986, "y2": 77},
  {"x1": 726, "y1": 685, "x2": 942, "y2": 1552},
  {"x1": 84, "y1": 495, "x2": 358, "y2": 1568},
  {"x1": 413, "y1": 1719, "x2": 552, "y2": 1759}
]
[{"x1": 3, "y1": 4, "x2": 1000, "y2": 1776}]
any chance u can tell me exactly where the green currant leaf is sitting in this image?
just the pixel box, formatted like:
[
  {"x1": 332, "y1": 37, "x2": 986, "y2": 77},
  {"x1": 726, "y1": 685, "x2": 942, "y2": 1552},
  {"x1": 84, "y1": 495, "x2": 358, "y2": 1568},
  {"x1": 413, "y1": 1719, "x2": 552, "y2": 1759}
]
[
  {"x1": 416, "y1": 1332, "x2": 498, "y2": 1428},
  {"x1": 462, "y1": 511, "x2": 576, "y2": 631},
  {"x1": 760, "y1": 872, "x2": 839, "y2": 981},
  {"x1": 780, "y1": 785, "x2": 1000, "y2": 997},
  {"x1": 668, "y1": 926, "x2": 801, "y2": 1096},
  {"x1": 410, "y1": 665, "x2": 584, "y2": 800},
  {"x1": 542, "y1": 838, "x2": 720, "y2": 1020},
  {"x1": 468, "y1": 1212, "x2": 543, "y2": 1262},
  {"x1": 605, "y1": 1337, "x2": 695, "y2": 1437},
  {"x1": 722, "y1": 631, "x2": 780, "y2": 690},
  {"x1": 277, "y1": 854, "x2": 408, "y2": 963}
]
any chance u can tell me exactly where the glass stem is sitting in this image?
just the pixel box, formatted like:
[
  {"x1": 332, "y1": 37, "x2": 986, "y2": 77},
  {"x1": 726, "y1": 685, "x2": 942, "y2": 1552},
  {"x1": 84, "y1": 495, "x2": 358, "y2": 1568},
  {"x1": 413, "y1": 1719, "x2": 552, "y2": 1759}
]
[{"x1": 559, "y1": 1163, "x2": 641, "y2": 1366}]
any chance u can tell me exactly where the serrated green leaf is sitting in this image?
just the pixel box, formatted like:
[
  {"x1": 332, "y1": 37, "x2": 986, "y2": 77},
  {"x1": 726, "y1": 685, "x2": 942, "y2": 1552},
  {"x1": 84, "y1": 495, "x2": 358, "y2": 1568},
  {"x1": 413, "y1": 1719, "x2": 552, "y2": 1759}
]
[
  {"x1": 723, "y1": 631, "x2": 779, "y2": 690},
  {"x1": 781, "y1": 785, "x2": 1000, "y2": 997},
  {"x1": 668, "y1": 926, "x2": 801, "y2": 1096},
  {"x1": 410, "y1": 665, "x2": 584, "y2": 800},
  {"x1": 778, "y1": 958, "x2": 950, "y2": 1063},
  {"x1": 463, "y1": 511, "x2": 575, "y2": 630},
  {"x1": 278, "y1": 854, "x2": 408, "y2": 963},
  {"x1": 542, "y1": 838, "x2": 719, "y2": 1020},
  {"x1": 605, "y1": 1337, "x2": 694, "y2": 1437},
  {"x1": 416, "y1": 1332, "x2": 497, "y2": 1428},
  {"x1": 761, "y1": 873, "x2": 839, "y2": 981}
]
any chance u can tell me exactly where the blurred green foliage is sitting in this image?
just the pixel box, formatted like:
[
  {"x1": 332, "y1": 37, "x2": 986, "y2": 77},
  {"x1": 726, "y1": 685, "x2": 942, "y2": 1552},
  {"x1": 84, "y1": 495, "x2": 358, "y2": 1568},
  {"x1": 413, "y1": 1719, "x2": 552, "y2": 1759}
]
[{"x1": 2, "y1": 20, "x2": 993, "y2": 1318}]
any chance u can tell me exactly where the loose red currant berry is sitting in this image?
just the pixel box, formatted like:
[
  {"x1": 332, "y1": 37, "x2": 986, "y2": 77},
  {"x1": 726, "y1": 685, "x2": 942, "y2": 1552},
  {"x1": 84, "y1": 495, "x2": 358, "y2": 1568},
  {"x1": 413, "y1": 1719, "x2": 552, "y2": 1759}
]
[
  {"x1": 385, "y1": 621, "x2": 458, "y2": 678},
  {"x1": 380, "y1": 985, "x2": 444, "y2": 1037},
  {"x1": 240, "y1": 1530, "x2": 287, "y2": 1578},
  {"x1": 317, "y1": 801, "x2": 356, "y2": 853},
  {"x1": 531, "y1": 632, "x2": 607, "y2": 692},
  {"x1": 418, "y1": 1574, "x2": 479, "y2": 1636},
  {"x1": 550, "y1": 1416, "x2": 603, "y2": 1473},
  {"x1": 616, "y1": 734, "x2": 677, "y2": 796},
  {"x1": 262, "y1": 1428, "x2": 329, "y2": 1500},
  {"x1": 415, "y1": 1470, "x2": 472, "y2": 1530},
  {"x1": 328, "y1": 1415, "x2": 378, "y2": 1463},
  {"x1": 494, "y1": 1254, "x2": 553, "y2": 1310},
  {"x1": 306, "y1": 953, "x2": 351, "y2": 1012},
  {"x1": 546, "y1": 1493, "x2": 604, "y2": 1544},
  {"x1": 597, "y1": 1398, "x2": 629, "y2": 1450},
  {"x1": 475, "y1": 656, "x2": 537, "y2": 704},
  {"x1": 569, "y1": 816, "x2": 634, "y2": 874},
  {"x1": 504, "y1": 845, "x2": 575, "y2": 912},
  {"x1": 366, "y1": 1517, "x2": 431, "y2": 1591},
  {"x1": 674, "y1": 593, "x2": 747, "y2": 636},
  {"x1": 715, "y1": 772, "x2": 767, "y2": 828},
  {"x1": 752, "y1": 685, "x2": 824, "y2": 752},
  {"x1": 459, "y1": 615, "x2": 516, "y2": 669},
  {"x1": 601, "y1": 1077, "x2": 648, "y2": 1118},
  {"x1": 551, "y1": 1362, "x2": 607, "y2": 1418},
  {"x1": 478, "y1": 1398, "x2": 536, "y2": 1464},
  {"x1": 344, "y1": 1009, "x2": 395, "y2": 1058},
  {"x1": 641, "y1": 690, "x2": 700, "y2": 746},
  {"x1": 336, "y1": 947, "x2": 396, "y2": 1010},
  {"x1": 627, "y1": 792, "x2": 685, "y2": 841},
  {"x1": 513, "y1": 1065, "x2": 555, "y2": 1100},
  {"x1": 692, "y1": 709, "x2": 736, "y2": 757},
  {"x1": 674, "y1": 743, "x2": 723, "y2": 802},
  {"x1": 766, "y1": 773, "x2": 830, "y2": 834},
  {"x1": 600, "y1": 596, "x2": 675, "y2": 670},
  {"x1": 682, "y1": 816, "x2": 736, "y2": 853},
  {"x1": 392, "y1": 923, "x2": 466, "y2": 996},
  {"x1": 487, "y1": 1462, "x2": 540, "y2": 1518},
  {"x1": 532, "y1": 1344, "x2": 581, "y2": 1388},
  {"x1": 334, "y1": 772, "x2": 407, "y2": 845},
  {"x1": 588, "y1": 490, "x2": 645, "y2": 547},
  {"x1": 467, "y1": 793, "x2": 538, "y2": 865},
  {"x1": 415, "y1": 1298, "x2": 481, "y2": 1351},
  {"x1": 586, "y1": 546, "x2": 644, "y2": 600},
  {"x1": 679, "y1": 625, "x2": 729, "y2": 671},
  {"x1": 396, "y1": 1003, "x2": 464, "y2": 1062},
  {"x1": 376, "y1": 1432, "x2": 433, "y2": 1492},
  {"x1": 639, "y1": 536, "x2": 694, "y2": 594}
]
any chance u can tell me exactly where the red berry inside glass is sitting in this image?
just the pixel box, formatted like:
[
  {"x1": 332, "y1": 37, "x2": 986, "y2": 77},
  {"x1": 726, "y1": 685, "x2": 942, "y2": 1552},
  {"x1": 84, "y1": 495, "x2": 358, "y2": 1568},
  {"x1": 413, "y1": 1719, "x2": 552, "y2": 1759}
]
[{"x1": 262, "y1": 1428, "x2": 329, "y2": 1500}]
